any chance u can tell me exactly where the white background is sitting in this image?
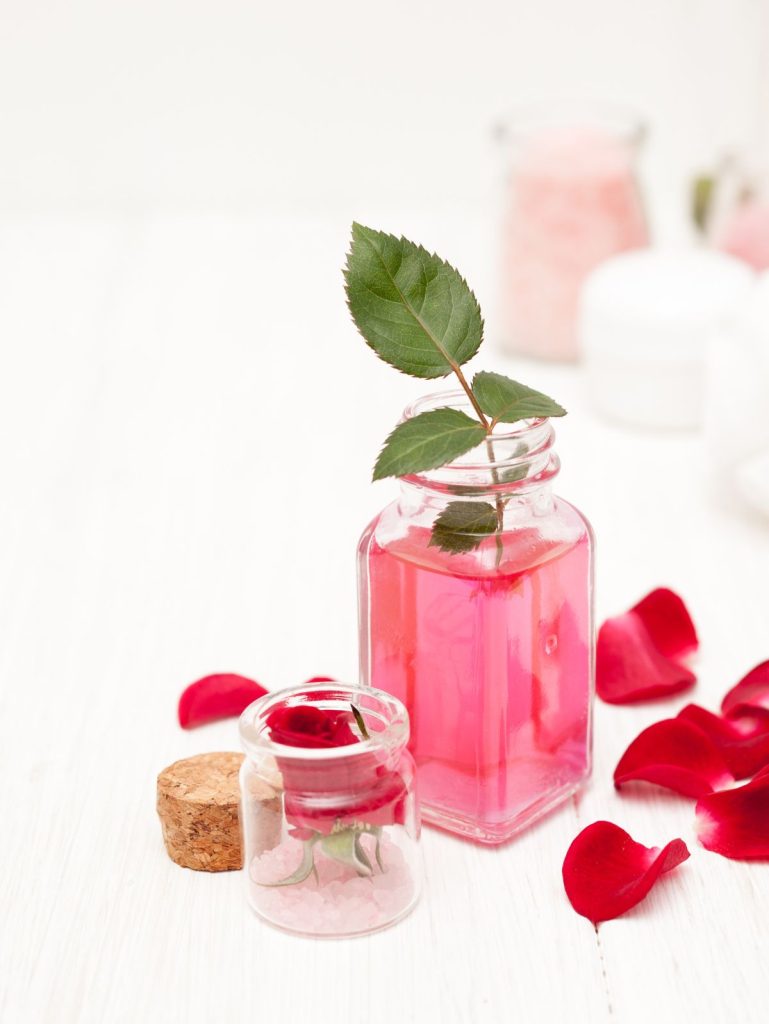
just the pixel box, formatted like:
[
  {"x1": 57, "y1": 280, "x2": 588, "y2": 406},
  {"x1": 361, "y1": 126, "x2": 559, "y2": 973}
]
[
  {"x1": 2, "y1": 3, "x2": 769, "y2": 1023},
  {"x1": 2, "y1": 0, "x2": 769, "y2": 220}
]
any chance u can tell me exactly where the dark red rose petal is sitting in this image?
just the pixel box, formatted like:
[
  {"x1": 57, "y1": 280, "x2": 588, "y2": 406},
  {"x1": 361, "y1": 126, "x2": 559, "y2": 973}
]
[
  {"x1": 696, "y1": 770, "x2": 769, "y2": 859},
  {"x1": 631, "y1": 587, "x2": 699, "y2": 660},
  {"x1": 597, "y1": 615, "x2": 697, "y2": 704},
  {"x1": 614, "y1": 718, "x2": 733, "y2": 797},
  {"x1": 178, "y1": 673, "x2": 268, "y2": 728},
  {"x1": 721, "y1": 660, "x2": 769, "y2": 714},
  {"x1": 677, "y1": 703, "x2": 769, "y2": 779},
  {"x1": 563, "y1": 821, "x2": 690, "y2": 923},
  {"x1": 266, "y1": 703, "x2": 360, "y2": 748},
  {"x1": 284, "y1": 769, "x2": 408, "y2": 835}
]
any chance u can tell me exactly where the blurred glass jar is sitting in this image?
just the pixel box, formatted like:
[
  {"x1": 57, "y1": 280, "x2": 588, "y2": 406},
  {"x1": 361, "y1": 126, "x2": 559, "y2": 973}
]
[
  {"x1": 496, "y1": 104, "x2": 649, "y2": 362},
  {"x1": 239, "y1": 682, "x2": 420, "y2": 937}
]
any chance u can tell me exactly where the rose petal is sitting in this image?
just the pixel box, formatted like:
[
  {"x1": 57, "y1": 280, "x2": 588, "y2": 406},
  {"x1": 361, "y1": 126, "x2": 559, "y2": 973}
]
[
  {"x1": 721, "y1": 660, "x2": 769, "y2": 714},
  {"x1": 303, "y1": 676, "x2": 336, "y2": 684},
  {"x1": 562, "y1": 821, "x2": 690, "y2": 923},
  {"x1": 285, "y1": 769, "x2": 408, "y2": 835},
  {"x1": 631, "y1": 587, "x2": 699, "y2": 660},
  {"x1": 614, "y1": 718, "x2": 734, "y2": 797},
  {"x1": 677, "y1": 703, "x2": 769, "y2": 779},
  {"x1": 696, "y1": 771, "x2": 769, "y2": 859},
  {"x1": 178, "y1": 673, "x2": 268, "y2": 728},
  {"x1": 266, "y1": 704, "x2": 360, "y2": 748},
  {"x1": 597, "y1": 615, "x2": 697, "y2": 704}
]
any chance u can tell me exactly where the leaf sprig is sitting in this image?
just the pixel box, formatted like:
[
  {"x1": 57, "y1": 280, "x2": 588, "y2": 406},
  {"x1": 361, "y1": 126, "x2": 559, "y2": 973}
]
[{"x1": 344, "y1": 224, "x2": 566, "y2": 559}]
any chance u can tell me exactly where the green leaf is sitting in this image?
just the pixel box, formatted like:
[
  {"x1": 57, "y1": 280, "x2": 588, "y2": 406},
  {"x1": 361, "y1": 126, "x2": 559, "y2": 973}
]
[
  {"x1": 259, "y1": 836, "x2": 319, "y2": 887},
  {"x1": 373, "y1": 408, "x2": 486, "y2": 481},
  {"x1": 692, "y1": 173, "x2": 716, "y2": 234},
  {"x1": 498, "y1": 465, "x2": 529, "y2": 484},
  {"x1": 321, "y1": 829, "x2": 374, "y2": 877},
  {"x1": 428, "y1": 500, "x2": 498, "y2": 554},
  {"x1": 344, "y1": 223, "x2": 484, "y2": 379},
  {"x1": 472, "y1": 371, "x2": 566, "y2": 424},
  {"x1": 498, "y1": 441, "x2": 529, "y2": 484}
]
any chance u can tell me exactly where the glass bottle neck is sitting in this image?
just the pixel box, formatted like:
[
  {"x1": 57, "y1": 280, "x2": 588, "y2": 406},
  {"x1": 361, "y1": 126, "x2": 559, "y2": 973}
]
[{"x1": 396, "y1": 390, "x2": 560, "y2": 511}]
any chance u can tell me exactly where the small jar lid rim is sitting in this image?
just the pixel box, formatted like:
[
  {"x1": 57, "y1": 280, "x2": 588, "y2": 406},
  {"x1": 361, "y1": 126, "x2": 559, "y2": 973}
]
[{"x1": 239, "y1": 682, "x2": 410, "y2": 761}]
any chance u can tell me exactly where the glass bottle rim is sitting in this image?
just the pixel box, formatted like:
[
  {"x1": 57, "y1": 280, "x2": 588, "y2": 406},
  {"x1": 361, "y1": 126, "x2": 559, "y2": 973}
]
[
  {"x1": 400, "y1": 389, "x2": 559, "y2": 492},
  {"x1": 239, "y1": 682, "x2": 410, "y2": 762}
]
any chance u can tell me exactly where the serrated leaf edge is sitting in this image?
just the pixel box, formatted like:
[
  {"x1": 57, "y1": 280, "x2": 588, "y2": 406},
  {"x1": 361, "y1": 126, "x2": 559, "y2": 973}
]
[
  {"x1": 372, "y1": 408, "x2": 486, "y2": 481},
  {"x1": 344, "y1": 223, "x2": 485, "y2": 380}
]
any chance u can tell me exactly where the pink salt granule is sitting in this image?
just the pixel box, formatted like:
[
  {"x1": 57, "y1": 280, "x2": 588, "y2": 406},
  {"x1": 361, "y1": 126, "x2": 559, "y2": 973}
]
[
  {"x1": 501, "y1": 126, "x2": 648, "y2": 361},
  {"x1": 249, "y1": 832, "x2": 415, "y2": 935}
]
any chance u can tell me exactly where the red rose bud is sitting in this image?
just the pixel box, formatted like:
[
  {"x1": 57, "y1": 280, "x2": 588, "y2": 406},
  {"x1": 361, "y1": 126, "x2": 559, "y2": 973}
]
[{"x1": 266, "y1": 702, "x2": 360, "y2": 749}]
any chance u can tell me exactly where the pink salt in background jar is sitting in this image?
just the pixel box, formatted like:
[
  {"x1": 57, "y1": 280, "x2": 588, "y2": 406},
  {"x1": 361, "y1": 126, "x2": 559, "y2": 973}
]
[{"x1": 497, "y1": 105, "x2": 649, "y2": 361}]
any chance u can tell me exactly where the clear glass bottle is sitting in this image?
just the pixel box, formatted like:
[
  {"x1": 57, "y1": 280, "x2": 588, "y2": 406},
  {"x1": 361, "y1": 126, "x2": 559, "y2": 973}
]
[
  {"x1": 239, "y1": 682, "x2": 420, "y2": 937},
  {"x1": 497, "y1": 103, "x2": 648, "y2": 361},
  {"x1": 358, "y1": 392, "x2": 594, "y2": 845}
]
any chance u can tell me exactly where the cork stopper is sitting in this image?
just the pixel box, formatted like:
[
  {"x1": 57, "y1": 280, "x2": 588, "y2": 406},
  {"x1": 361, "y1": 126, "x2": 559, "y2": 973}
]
[{"x1": 156, "y1": 752, "x2": 247, "y2": 872}]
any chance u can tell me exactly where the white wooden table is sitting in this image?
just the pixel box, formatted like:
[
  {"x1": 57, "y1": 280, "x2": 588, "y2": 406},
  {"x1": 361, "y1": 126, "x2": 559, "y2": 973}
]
[{"x1": 2, "y1": 211, "x2": 767, "y2": 1024}]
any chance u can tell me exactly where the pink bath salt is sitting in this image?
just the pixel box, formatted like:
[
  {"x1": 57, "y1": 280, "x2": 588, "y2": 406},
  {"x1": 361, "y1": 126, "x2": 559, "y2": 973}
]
[
  {"x1": 501, "y1": 126, "x2": 648, "y2": 361},
  {"x1": 717, "y1": 201, "x2": 769, "y2": 271},
  {"x1": 248, "y1": 833, "x2": 416, "y2": 936}
]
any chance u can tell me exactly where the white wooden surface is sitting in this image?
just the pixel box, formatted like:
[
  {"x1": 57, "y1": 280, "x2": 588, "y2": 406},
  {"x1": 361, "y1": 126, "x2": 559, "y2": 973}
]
[{"x1": 1, "y1": 212, "x2": 768, "y2": 1024}]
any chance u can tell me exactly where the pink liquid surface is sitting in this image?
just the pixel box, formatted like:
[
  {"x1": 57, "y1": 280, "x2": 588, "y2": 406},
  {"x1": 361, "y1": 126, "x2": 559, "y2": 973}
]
[{"x1": 360, "y1": 509, "x2": 592, "y2": 843}]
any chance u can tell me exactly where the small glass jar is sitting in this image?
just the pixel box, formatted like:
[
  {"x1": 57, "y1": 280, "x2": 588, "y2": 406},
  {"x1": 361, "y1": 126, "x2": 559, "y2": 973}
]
[
  {"x1": 239, "y1": 683, "x2": 421, "y2": 937},
  {"x1": 358, "y1": 392, "x2": 594, "y2": 845},
  {"x1": 496, "y1": 103, "x2": 648, "y2": 361}
]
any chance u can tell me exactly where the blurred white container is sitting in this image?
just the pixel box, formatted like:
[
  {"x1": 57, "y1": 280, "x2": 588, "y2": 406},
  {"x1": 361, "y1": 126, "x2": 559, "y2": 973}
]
[
  {"x1": 580, "y1": 250, "x2": 754, "y2": 429},
  {"x1": 704, "y1": 271, "x2": 769, "y2": 518}
]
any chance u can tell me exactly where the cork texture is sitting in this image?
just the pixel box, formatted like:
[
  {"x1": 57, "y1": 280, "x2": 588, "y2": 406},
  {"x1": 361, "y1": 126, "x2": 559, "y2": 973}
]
[{"x1": 156, "y1": 751, "x2": 246, "y2": 872}]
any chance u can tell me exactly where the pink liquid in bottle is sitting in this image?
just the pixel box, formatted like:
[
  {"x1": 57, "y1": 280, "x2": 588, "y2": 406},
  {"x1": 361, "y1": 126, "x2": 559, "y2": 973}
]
[{"x1": 358, "y1": 500, "x2": 593, "y2": 844}]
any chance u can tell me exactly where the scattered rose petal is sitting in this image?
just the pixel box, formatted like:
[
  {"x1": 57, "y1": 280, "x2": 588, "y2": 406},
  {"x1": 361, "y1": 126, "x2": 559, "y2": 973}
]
[
  {"x1": 303, "y1": 676, "x2": 336, "y2": 684},
  {"x1": 597, "y1": 612, "x2": 696, "y2": 704},
  {"x1": 721, "y1": 660, "x2": 769, "y2": 714},
  {"x1": 696, "y1": 771, "x2": 769, "y2": 859},
  {"x1": 614, "y1": 718, "x2": 733, "y2": 797},
  {"x1": 677, "y1": 703, "x2": 769, "y2": 779},
  {"x1": 562, "y1": 821, "x2": 690, "y2": 923},
  {"x1": 178, "y1": 673, "x2": 268, "y2": 728},
  {"x1": 631, "y1": 587, "x2": 699, "y2": 660}
]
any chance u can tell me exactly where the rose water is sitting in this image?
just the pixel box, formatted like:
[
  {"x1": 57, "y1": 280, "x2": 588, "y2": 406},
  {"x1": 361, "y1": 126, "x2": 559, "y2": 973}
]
[{"x1": 359, "y1": 501, "x2": 592, "y2": 844}]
